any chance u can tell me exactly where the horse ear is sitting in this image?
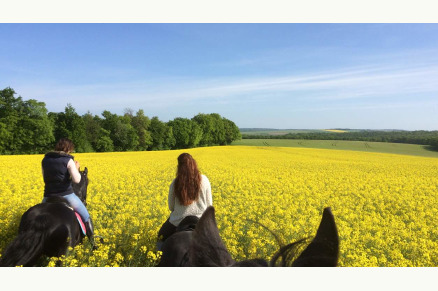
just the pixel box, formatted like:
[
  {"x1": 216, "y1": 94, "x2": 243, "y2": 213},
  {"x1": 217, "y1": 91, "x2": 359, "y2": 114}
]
[
  {"x1": 84, "y1": 167, "x2": 88, "y2": 175},
  {"x1": 292, "y1": 207, "x2": 339, "y2": 267},
  {"x1": 189, "y1": 206, "x2": 235, "y2": 266}
]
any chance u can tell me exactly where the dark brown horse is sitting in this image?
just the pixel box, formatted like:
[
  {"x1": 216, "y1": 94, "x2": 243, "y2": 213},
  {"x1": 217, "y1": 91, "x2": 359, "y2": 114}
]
[{"x1": 0, "y1": 168, "x2": 89, "y2": 267}]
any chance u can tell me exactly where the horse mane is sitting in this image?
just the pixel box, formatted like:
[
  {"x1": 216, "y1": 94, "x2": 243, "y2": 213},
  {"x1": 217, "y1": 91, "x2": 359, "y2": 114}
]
[
  {"x1": 269, "y1": 238, "x2": 310, "y2": 267},
  {"x1": 72, "y1": 167, "x2": 88, "y2": 204},
  {"x1": 245, "y1": 218, "x2": 285, "y2": 247},
  {"x1": 232, "y1": 207, "x2": 339, "y2": 267},
  {"x1": 244, "y1": 218, "x2": 310, "y2": 267}
]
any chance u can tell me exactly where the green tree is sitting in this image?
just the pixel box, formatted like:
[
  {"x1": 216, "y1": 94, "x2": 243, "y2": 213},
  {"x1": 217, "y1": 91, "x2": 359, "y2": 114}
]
[
  {"x1": 168, "y1": 117, "x2": 202, "y2": 149},
  {"x1": 192, "y1": 113, "x2": 213, "y2": 146},
  {"x1": 164, "y1": 126, "x2": 176, "y2": 150},
  {"x1": 95, "y1": 128, "x2": 114, "y2": 152},
  {"x1": 192, "y1": 113, "x2": 231, "y2": 146},
  {"x1": 114, "y1": 120, "x2": 139, "y2": 151},
  {"x1": 223, "y1": 117, "x2": 241, "y2": 145},
  {"x1": 0, "y1": 87, "x2": 21, "y2": 153},
  {"x1": 149, "y1": 116, "x2": 167, "y2": 150},
  {"x1": 82, "y1": 111, "x2": 103, "y2": 151},
  {"x1": 102, "y1": 110, "x2": 139, "y2": 151},
  {"x1": 149, "y1": 116, "x2": 175, "y2": 150},
  {"x1": 17, "y1": 99, "x2": 55, "y2": 153},
  {"x1": 0, "y1": 87, "x2": 244, "y2": 153},
  {"x1": 0, "y1": 87, "x2": 54, "y2": 154},
  {"x1": 51, "y1": 104, "x2": 91, "y2": 152},
  {"x1": 128, "y1": 109, "x2": 153, "y2": 151},
  {"x1": 49, "y1": 112, "x2": 69, "y2": 141},
  {"x1": 209, "y1": 113, "x2": 226, "y2": 145},
  {"x1": 0, "y1": 122, "x2": 10, "y2": 153}
]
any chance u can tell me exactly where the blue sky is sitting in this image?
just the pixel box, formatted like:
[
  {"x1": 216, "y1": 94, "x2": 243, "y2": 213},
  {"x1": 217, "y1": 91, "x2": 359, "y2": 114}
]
[{"x1": 1, "y1": 23, "x2": 438, "y2": 130}]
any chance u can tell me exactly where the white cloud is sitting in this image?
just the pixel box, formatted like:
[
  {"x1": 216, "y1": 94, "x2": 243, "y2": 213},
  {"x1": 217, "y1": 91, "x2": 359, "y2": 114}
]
[{"x1": 5, "y1": 61, "x2": 438, "y2": 116}]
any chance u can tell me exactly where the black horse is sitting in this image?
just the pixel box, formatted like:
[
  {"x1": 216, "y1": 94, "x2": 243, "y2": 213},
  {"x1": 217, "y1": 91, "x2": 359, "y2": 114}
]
[
  {"x1": 0, "y1": 167, "x2": 90, "y2": 267},
  {"x1": 158, "y1": 206, "x2": 339, "y2": 267}
]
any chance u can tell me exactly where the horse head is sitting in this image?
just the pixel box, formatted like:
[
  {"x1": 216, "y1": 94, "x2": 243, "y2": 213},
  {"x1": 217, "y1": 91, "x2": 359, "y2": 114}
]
[
  {"x1": 72, "y1": 167, "x2": 89, "y2": 205},
  {"x1": 184, "y1": 206, "x2": 339, "y2": 267}
]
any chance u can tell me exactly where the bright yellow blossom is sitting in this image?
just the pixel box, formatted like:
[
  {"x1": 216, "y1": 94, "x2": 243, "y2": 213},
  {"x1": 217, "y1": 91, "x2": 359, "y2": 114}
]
[{"x1": 0, "y1": 146, "x2": 437, "y2": 266}]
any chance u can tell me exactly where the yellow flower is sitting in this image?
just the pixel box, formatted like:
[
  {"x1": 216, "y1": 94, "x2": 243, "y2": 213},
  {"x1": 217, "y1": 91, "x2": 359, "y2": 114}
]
[{"x1": 0, "y1": 147, "x2": 437, "y2": 266}]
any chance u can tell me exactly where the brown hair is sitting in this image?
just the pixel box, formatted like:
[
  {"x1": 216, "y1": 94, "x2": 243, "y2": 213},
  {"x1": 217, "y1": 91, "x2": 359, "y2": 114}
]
[
  {"x1": 55, "y1": 138, "x2": 75, "y2": 153},
  {"x1": 174, "y1": 153, "x2": 202, "y2": 206}
]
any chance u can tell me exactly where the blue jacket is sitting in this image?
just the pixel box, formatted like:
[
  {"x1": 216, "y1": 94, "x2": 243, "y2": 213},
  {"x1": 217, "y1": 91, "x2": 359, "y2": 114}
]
[{"x1": 42, "y1": 151, "x2": 75, "y2": 197}]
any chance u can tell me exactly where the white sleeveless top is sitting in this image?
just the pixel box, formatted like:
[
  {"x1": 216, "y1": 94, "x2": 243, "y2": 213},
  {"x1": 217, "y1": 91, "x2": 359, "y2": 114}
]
[{"x1": 168, "y1": 174, "x2": 213, "y2": 226}]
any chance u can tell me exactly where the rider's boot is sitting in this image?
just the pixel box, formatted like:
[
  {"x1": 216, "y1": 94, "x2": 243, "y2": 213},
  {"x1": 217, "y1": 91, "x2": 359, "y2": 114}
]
[{"x1": 85, "y1": 218, "x2": 96, "y2": 249}]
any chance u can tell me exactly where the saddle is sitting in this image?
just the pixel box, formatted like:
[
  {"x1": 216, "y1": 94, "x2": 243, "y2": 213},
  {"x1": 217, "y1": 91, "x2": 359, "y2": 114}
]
[
  {"x1": 176, "y1": 216, "x2": 199, "y2": 232},
  {"x1": 44, "y1": 196, "x2": 74, "y2": 210},
  {"x1": 43, "y1": 196, "x2": 87, "y2": 236}
]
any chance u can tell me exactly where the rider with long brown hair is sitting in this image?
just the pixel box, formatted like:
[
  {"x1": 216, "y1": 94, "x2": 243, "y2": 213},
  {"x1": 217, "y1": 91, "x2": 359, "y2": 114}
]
[{"x1": 157, "y1": 153, "x2": 212, "y2": 245}]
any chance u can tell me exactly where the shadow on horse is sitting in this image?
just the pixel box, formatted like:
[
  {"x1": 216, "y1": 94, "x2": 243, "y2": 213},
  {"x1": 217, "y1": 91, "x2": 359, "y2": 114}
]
[
  {"x1": 158, "y1": 206, "x2": 339, "y2": 267},
  {"x1": 0, "y1": 168, "x2": 90, "y2": 267}
]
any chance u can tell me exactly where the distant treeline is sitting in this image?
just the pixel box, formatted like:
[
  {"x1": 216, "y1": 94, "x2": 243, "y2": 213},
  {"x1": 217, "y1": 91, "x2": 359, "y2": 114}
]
[
  {"x1": 242, "y1": 130, "x2": 438, "y2": 147},
  {"x1": 0, "y1": 87, "x2": 241, "y2": 154}
]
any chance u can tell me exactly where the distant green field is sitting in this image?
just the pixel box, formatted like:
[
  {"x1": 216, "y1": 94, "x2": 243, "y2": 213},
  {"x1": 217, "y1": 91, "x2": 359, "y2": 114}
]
[
  {"x1": 240, "y1": 129, "x2": 325, "y2": 135},
  {"x1": 239, "y1": 128, "x2": 364, "y2": 135},
  {"x1": 232, "y1": 139, "x2": 438, "y2": 158}
]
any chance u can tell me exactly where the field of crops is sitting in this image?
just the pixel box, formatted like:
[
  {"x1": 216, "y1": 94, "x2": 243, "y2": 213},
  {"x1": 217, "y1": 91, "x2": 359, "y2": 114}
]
[
  {"x1": 1, "y1": 146, "x2": 437, "y2": 267},
  {"x1": 233, "y1": 139, "x2": 438, "y2": 158}
]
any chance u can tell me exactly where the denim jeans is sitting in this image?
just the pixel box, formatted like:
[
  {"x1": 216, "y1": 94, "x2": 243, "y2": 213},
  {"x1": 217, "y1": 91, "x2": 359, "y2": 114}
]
[{"x1": 43, "y1": 193, "x2": 90, "y2": 222}]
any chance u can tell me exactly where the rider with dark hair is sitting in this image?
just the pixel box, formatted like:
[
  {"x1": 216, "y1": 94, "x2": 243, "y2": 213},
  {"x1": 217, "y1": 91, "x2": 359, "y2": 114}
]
[
  {"x1": 157, "y1": 153, "x2": 212, "y2": 247},
  {"x1": 41, "y1": 138, "x2": 94, "y2": 240}
]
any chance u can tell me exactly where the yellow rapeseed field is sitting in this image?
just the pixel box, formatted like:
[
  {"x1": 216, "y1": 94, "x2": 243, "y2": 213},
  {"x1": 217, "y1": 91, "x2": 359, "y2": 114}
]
[
  {"x1": 1, "y1": 146, "x2": 437, "y2": 267},
  {"x1": 324, "y1": 129, "x2": 347, "y2": 133}
]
